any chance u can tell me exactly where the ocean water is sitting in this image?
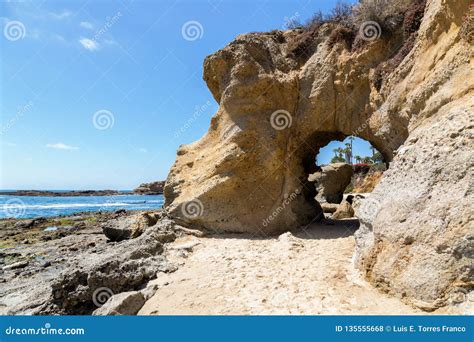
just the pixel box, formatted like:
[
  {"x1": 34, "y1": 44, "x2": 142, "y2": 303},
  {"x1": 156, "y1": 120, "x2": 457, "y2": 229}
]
[{"x1": 0, "y1": 193, "x2": 165, "y2": 219}]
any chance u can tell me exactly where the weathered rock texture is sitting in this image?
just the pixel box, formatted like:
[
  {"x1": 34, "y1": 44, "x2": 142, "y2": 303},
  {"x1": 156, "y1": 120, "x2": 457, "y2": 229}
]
[
  {"x1": 93, "y1": 291, "x2": 145, "y2": 316},
  {"x1": 165, "y1": 0, "x2": 473, "y2": 308},
  {"x1": 352, "y1": 169, "x2": 384, "y2": 193},
  {"x1": 308, "y1": 163, "x2": 353, "y2": 203},
  {"x1": 102, "y1": 212, "x2": 161, "y2": 242},
  {"x1": 50, "y1": 219, "x2": 177, "y2": 314}
]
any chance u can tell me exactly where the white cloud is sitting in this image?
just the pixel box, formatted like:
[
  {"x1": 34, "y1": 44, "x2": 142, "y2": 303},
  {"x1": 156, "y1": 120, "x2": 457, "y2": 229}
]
[
  {"x1": 2, "y1": 142, "x2": 17, "y2": 147},
  {"x1": 46, "y1": 143, "x2": 78, "y2": 150},
  {"x1": 79, "y1": 38, "x2": 99, "y2": 51},
  {"x1": 80, "y1": 21, "x2": 93, "y2": 30},
  {"x1": 139, "y1": 148, "x2": 148, "y2": 153}
]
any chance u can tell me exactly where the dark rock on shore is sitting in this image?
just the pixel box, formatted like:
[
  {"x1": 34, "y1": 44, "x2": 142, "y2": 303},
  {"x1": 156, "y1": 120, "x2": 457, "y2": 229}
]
[
  {"x1": 102, "y1": 212, "x2": 162, "y2": 242},
  {"x1": 133, "y1": 181, "x2": 164, "y2": 195}
]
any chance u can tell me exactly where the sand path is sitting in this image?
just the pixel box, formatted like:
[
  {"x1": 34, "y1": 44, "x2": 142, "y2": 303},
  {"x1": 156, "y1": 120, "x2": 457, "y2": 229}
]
[{"x1": 139, "y1": 221, "x2": 421, "y2": 315}]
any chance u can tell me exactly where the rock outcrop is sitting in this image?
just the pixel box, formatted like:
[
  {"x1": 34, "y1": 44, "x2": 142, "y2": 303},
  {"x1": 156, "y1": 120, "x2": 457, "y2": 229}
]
[
  {"x1": 0, "y1": 214, "x2": 178, "y2": 315},
  {"x1": 102, "y1": 212, "x2": 161, "y2": 241},
  {"x1": 50, "y1": 219, "x2": 177, "y2": 314},
  {"x1": 134, "y1": 181, "x2": 164, "y2": 195},
  {"x1": 308, "y1": 163, "x2": 353, "y2": 203},
  {"x1": 164, "y1": 0, "x2": 473, "y2": 309}
]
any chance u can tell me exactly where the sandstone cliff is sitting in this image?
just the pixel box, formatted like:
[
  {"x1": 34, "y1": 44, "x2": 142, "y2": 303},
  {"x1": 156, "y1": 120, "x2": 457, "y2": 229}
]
[{"x1": 165, "y1": 0, "x2": 473, "y2": 309}]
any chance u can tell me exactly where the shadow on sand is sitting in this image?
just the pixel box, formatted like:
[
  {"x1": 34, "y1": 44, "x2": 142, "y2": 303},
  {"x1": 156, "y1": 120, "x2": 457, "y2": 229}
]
[{"x1": 202, "y1": 218, "x2": 360, "y2": 241}]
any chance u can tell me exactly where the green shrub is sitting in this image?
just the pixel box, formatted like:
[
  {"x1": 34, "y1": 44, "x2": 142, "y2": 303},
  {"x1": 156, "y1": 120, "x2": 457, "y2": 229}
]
[
  {"x1": 287, "y1": 1, "x2": 354, "y2": 58},
  {"x1": 328, "y1": 24, "x2": 356, "y2": 48},
  {"x1": 352, "y1": 0, "x2": 411, "y2": 35},
  {"x1": 286, "y1": 0, "x2": 426, "y2": 61},
  {"x1": 402, "y1": 0, "x2": 427, "y2": 37},
  {"x1": 287, "y1": 27, "x2": 320, "y2": 60},
  {"x1": 371, "y1": 0, "x2": 426, "y2": 90}
]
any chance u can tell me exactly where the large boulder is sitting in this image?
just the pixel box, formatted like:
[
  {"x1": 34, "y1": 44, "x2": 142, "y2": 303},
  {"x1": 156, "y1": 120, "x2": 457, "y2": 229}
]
[
  {"x1": 331, "y1": 198, "x2": 355, "y2": 220},
  {"x1": 308, "y1": 163, "x2": 353, "y2": 204},
  {"x1": 92, "y1": 291, "x2": 145, "y2": 316},
  {"x1": 164, "y1": 0, "x2": 473, "y2": 308},
  {"x1": 102, "y1": 212, "x2": 160, "y2": 242}
]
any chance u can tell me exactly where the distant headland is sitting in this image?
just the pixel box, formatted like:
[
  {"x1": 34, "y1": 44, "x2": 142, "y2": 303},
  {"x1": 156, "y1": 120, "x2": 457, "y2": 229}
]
[{"x1": 1, "y1": 181, "x2": 165, "y2": 196}]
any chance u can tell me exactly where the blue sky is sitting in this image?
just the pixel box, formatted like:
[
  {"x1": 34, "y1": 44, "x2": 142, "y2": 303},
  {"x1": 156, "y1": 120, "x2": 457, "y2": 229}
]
[{"x1": 1, "y1": 0, "x2": 371, "y2": 190}]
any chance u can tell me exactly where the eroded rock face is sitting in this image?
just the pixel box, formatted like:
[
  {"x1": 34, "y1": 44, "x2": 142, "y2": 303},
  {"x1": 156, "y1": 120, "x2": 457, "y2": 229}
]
[
  {"x1": 165, "y1": 29, "x2": 400, "y2": 234},
  {"x1": 352, "y1": 0, "x2": 473, "y2": 310},
  {"x1": 165, "y1": 0, "x2": 473, "y2": 308},
  {"x1": 308, "y1": 163, "x2": 353, "y2": 204}
]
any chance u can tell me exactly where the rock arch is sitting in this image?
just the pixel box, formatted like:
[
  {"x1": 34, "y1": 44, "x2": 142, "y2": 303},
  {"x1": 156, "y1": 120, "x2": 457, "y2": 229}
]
[
  {"x1": 164, "y1": 0, "x2": 472, "y2": 309},
  {"x1": 165, "y1": 23, "x2": 402, "y2": 234}
]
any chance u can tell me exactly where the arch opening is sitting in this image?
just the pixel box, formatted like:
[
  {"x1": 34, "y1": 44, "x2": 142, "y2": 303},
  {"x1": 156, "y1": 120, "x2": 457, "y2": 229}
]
[{"x1": 298, "y1": 133, "x2": 386, "y2": 224}]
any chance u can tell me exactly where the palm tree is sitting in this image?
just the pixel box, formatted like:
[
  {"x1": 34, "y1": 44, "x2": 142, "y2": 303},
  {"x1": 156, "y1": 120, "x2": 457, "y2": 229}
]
[
  {"x1": 344, "y1": 142, "x2": 352, "y2": 164},
  {"x1": 362, "y1": 156, "x2": 372, "y2": 164},
  {"x1": 372, "y1": 151, "x2": 383, "y2": 164},
  {"x1": 330, "y1": 147, "x2": 346, "y2": 163},
  {"x1": 355, "y1": 155, "x2": 362, "y2": 164},
  {"x1": 370, "y1": 145, "x2": 375, "y2": 157}
]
